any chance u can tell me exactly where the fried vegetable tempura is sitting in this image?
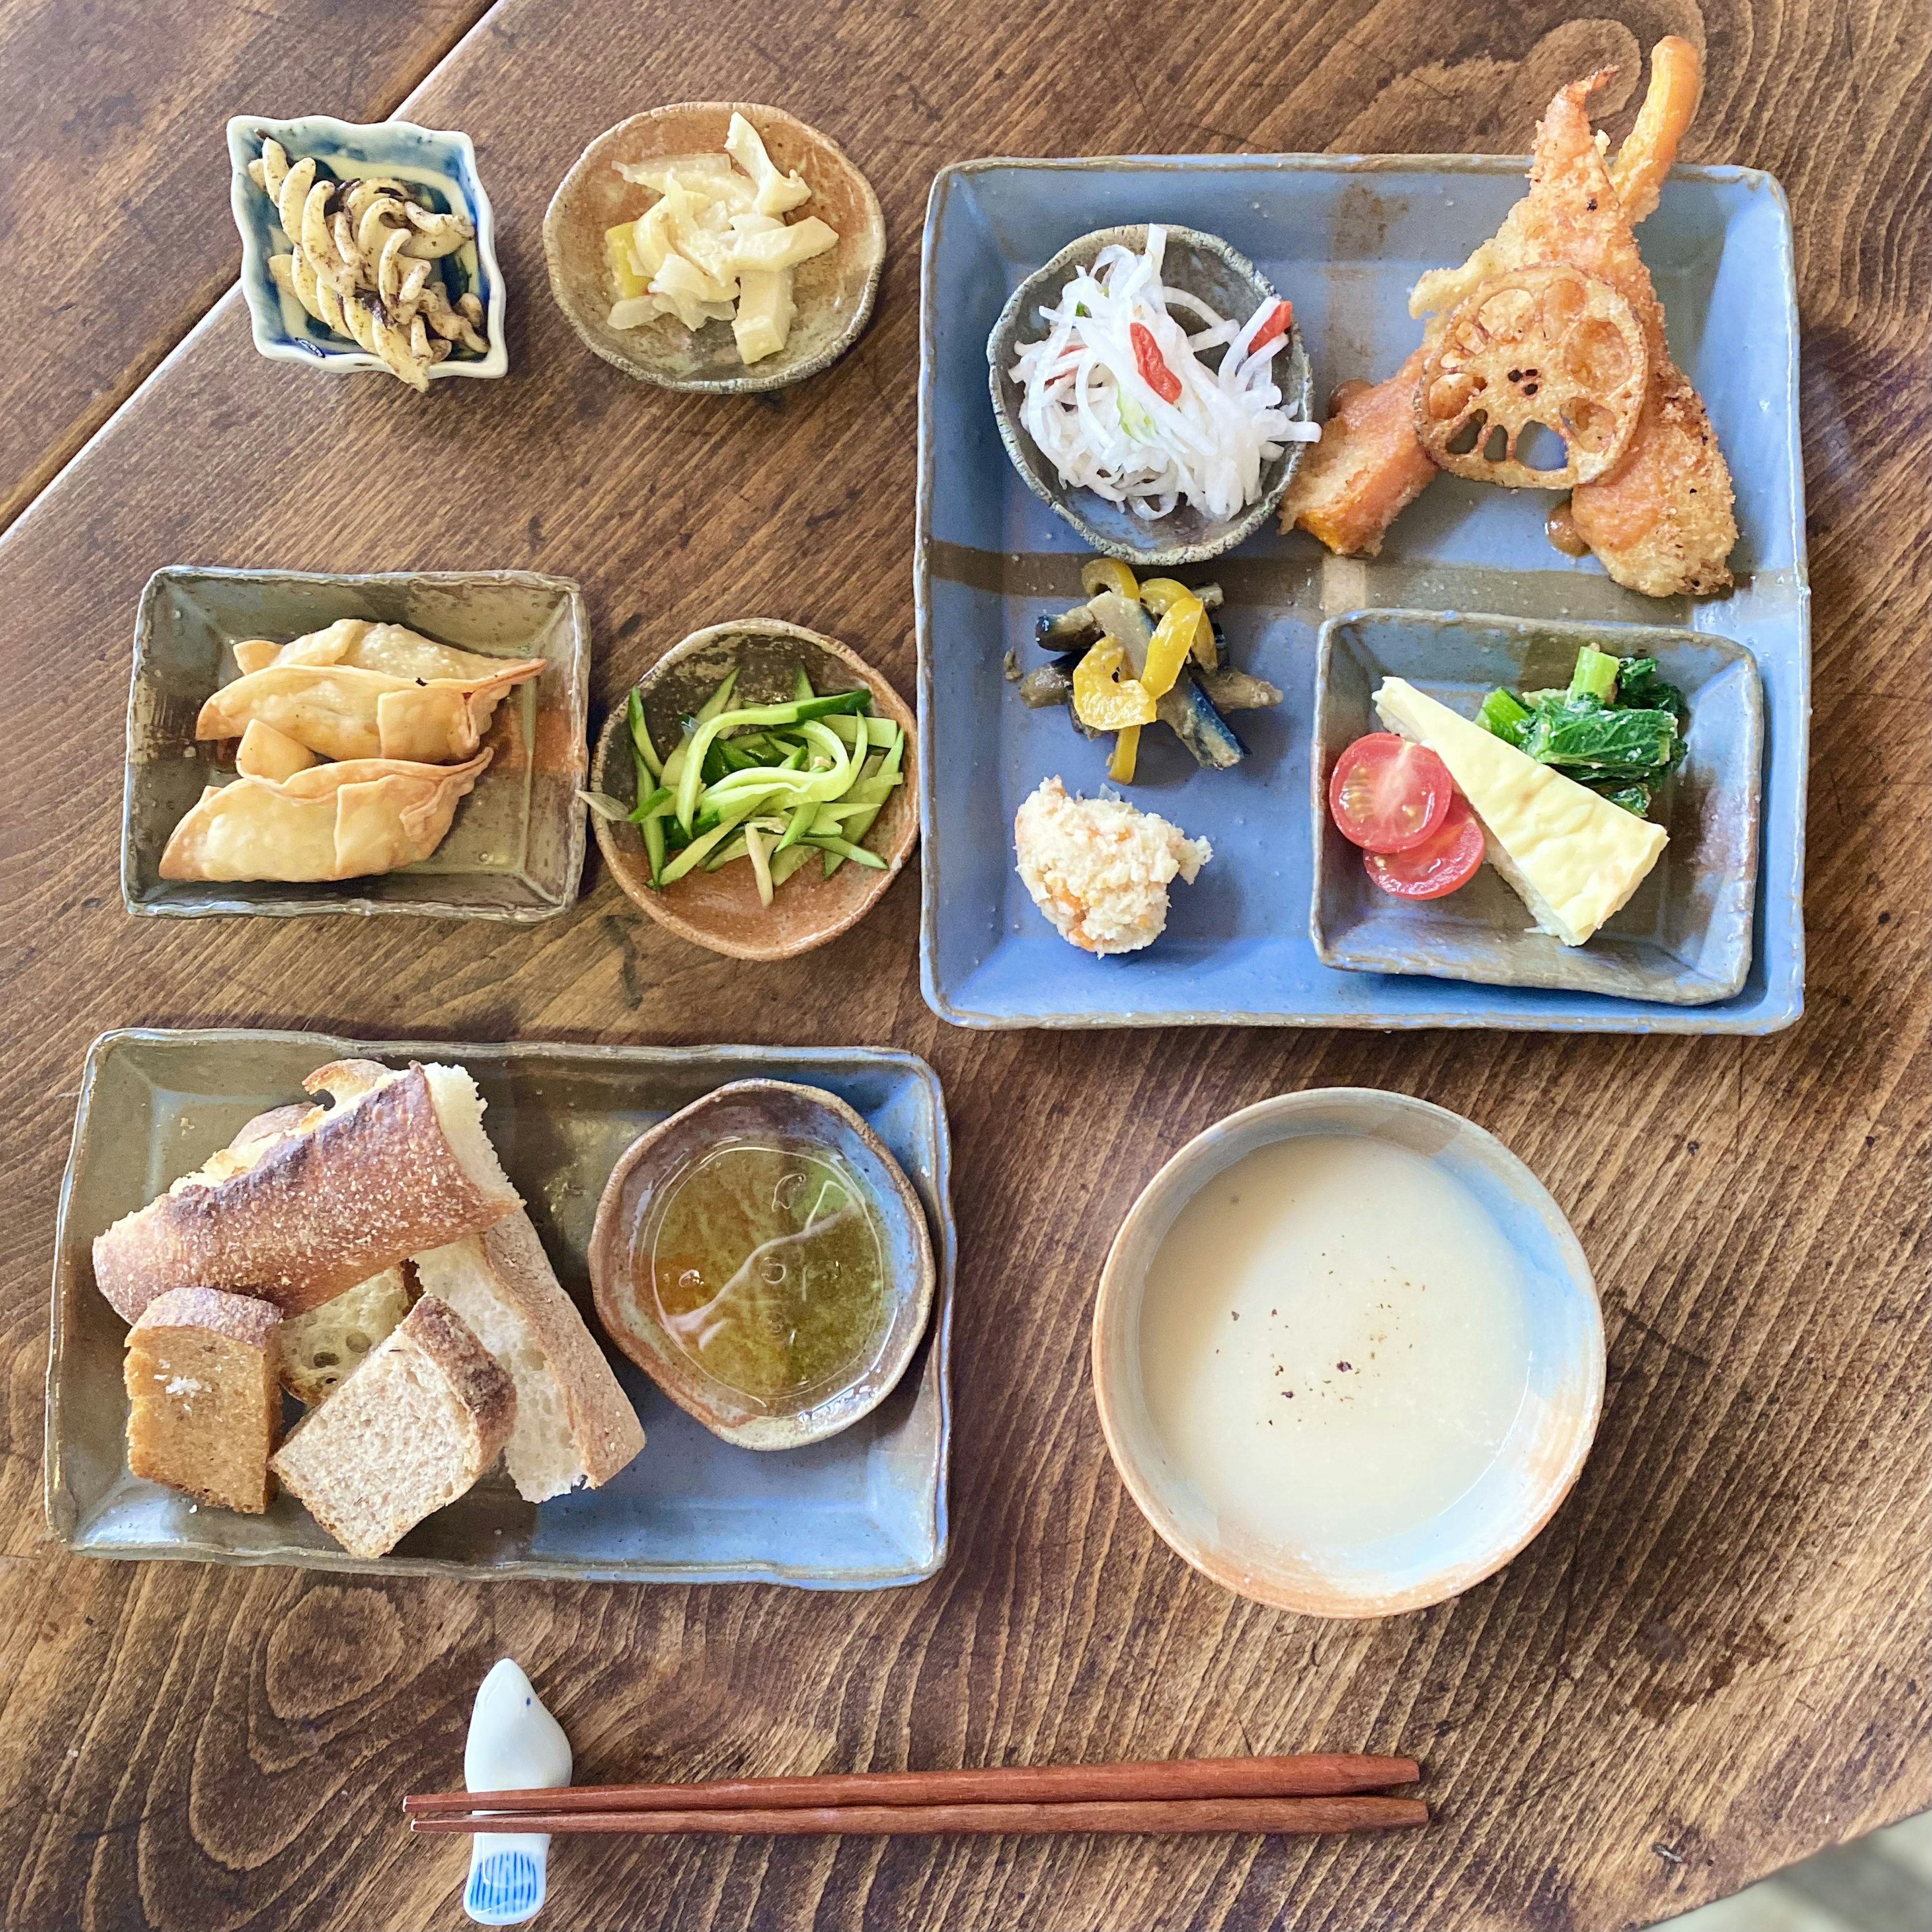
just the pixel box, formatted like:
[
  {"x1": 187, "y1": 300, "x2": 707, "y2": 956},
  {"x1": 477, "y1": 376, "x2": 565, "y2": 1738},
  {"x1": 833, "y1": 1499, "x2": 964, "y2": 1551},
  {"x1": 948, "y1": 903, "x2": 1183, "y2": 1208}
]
[{"x1": 1281, "y1": 37, "x2": 1737, "y2": 600}]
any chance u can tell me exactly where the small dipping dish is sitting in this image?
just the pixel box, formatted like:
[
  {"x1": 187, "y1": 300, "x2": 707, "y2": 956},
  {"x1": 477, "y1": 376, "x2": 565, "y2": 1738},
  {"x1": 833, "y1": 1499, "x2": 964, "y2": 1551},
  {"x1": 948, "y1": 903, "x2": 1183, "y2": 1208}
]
[
  {"x1": 543, "y1": 101, "x2": 883, "y2": 393},
  {"x1": 1092, "y1": 1088, "x2": 1603, "y2": 1617},
  {"x1": 589, "y1": 1080, "x2": 935, "y2": 1450}
]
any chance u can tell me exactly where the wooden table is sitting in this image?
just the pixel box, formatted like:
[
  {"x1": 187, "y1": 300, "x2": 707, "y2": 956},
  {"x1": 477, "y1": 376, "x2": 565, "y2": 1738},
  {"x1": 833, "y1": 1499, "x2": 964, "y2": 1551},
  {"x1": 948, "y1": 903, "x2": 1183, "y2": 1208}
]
[{"x1": 0, "y1": 3, "x2": 1924, "y2": 1927}]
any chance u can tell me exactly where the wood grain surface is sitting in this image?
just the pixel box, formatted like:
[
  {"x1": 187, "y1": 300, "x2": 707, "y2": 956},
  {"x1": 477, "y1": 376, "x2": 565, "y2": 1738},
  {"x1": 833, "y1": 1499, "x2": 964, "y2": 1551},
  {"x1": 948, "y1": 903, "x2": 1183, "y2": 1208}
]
[
  {"x1": 0, "y1": 0, "x2": 492, "y2": 534},
  {"x1": 0, "y1": 3, "x2": 1925, "y2": 1929}
]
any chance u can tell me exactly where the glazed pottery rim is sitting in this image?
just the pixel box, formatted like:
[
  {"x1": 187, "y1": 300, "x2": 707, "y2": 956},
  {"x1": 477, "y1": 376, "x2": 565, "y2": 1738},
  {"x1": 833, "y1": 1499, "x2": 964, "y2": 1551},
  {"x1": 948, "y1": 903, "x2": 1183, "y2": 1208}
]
[
  {"x1": 985, "y1": 220, "x2": 1312, "y2": 567},
  {"x1": 225, "y1": 112, "x2": 508, "y2": 380},
  {"x1": 542, "y1": 100, "x2": 885, "y2": 394},
  {"x1": 587, "y1": 1077, "x2": 937, "y2": 1450},
  {"x1": 1091, "y1": 1085, "x2": 1605, "y2": 1618},
  {"x1": 590, "y1": 616, "x2": 918, "y2": 961}
]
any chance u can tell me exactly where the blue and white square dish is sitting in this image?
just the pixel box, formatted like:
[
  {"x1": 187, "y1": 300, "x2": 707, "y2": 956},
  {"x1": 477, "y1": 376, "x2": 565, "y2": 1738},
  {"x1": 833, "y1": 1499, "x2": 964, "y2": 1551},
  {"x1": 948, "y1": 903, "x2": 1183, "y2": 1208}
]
[
  {"x1": 226, "y1": 113, "x2": 508, "y2": 381},
  {"x1": 1310, "y1": 609, "x2": 1763, "y2": 1004},
  {"x1": 47, "y1": 1032, "x2": 954, "y2": 1588},
  {"x1": 916, "y1": 155, "x2": 1806, "y2": 1032}
]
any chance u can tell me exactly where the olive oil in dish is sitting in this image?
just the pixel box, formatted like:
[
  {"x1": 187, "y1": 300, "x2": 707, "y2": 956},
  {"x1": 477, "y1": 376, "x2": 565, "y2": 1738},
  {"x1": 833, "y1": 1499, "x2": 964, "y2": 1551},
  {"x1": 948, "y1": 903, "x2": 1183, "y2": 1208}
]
[
  {"x1": 640, "y1": 1137, "x2": 889, "y2": 1409},
  {"x1": 1137, "y1": 1135, "x2": 1531, "y2": 1552}
]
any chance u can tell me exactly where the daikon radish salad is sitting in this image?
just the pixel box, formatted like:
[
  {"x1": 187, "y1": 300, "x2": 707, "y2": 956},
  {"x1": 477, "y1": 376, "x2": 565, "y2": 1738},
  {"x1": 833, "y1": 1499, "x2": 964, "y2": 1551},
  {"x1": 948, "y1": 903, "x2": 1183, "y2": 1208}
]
[{"x1": 1008, "y1": 226, "x2": 1320, "y2": 522}]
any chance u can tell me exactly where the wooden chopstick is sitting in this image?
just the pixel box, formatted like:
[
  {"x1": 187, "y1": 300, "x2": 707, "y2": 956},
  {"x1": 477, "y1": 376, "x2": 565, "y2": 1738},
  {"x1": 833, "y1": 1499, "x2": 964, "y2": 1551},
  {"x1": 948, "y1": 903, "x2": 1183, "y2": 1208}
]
[
  {"x1": 410, "y1": 1795, "x2": 1427, "y2": 1838},
  {"x1": 404, "y1": 1751, "x2": 1419, "y2": 1821}
]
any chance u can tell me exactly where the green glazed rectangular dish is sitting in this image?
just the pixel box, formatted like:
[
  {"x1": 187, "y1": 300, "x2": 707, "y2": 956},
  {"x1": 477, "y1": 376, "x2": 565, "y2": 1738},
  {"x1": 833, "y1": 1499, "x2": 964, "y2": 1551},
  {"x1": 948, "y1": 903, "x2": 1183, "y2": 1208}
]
[
  {"x1": 122, "y1": 567, "x2": 589, "y2": 921},
  {"x1": 47, "y1": 1030, "x2": 954, "y2": 1587}
]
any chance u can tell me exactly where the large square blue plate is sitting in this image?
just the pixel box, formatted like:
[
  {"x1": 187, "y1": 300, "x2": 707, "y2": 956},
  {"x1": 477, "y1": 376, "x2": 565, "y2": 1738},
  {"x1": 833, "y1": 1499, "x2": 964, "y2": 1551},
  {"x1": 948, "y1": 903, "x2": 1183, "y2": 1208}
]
[{"x1": 916, "y1": 156, "x2": 1806, "y2": 1031}]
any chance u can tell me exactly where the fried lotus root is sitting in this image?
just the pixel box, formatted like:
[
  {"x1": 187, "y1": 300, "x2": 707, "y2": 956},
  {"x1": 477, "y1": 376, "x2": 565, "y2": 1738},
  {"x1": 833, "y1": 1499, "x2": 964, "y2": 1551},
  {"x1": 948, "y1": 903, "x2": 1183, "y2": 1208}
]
[
  {"x1": 159, "y1": 751, "x2": 492, "y2": 882},
  {"x1": 1415, "y1": 267, "x2": 1649, "y2": 489},
  {"x1": 197, "y1": 641, "x2": 543, "y2": 765}
]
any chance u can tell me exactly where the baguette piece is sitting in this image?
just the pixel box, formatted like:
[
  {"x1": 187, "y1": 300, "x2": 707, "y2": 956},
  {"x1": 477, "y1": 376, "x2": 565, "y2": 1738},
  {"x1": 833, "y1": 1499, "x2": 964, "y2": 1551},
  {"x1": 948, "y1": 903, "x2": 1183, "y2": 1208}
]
[
  {"x1": 414, "y1": 1212, "x2": 645, "y2": 1502},
  {"x1": 278, "y1": 1264, "x2": 415, "y2": 1404},
  {"x1": 93, "y1": 1061, "x2": 519, "y2": 1322},
  {"x1": 125, "y1": 1287, "x2": 281, "y2": 1513},
  {"x1": 270, "y1": 1294, "x2": 515, "y2": 1559}
]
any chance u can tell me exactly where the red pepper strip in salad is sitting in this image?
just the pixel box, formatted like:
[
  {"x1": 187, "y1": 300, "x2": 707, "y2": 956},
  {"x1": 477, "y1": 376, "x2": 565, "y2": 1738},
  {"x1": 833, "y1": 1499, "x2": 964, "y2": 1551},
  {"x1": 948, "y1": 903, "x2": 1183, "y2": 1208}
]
[
  {"x1": 1130, "y1": 322, "x2": 1183, "y2": 404},
  {"x1": 1250, "y1": 300, "x2": 1294, "y2": 350}
]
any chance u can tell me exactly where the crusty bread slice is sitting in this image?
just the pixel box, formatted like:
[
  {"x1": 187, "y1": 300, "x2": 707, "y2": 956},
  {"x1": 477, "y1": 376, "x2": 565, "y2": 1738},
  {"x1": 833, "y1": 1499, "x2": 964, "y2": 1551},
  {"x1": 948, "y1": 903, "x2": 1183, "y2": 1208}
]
[
  {"x1": 278, "y1": 1264, "x2": 415, "y2": 1404},
  {"x1": 93, "y1": 1061, "x2": 519, "y2": 1323},
  {"x1": 270, "y1": 1294, "x2": 515, "y2": 1560},
  {"x1": 125, "y1": 1287, "x2": 281, "y2": 1513},
  {"x1": 414, "y1": 1211, "x2": 645, "y2": 1502}
]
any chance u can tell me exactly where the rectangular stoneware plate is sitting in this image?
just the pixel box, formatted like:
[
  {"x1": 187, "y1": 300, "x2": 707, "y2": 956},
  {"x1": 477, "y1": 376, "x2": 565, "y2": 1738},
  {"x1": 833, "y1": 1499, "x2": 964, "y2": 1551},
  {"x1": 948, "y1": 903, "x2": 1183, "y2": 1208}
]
[
  {"x1": 47, "y1": 1030, "x2": 954, "y2": 1587},
  {"x1": 916, "y1": 155, "x2": 1806, "y2": 1031},
  {"x1": 123, "y1": 567, "x2": 589, "y2": 921},
  {"x1": 1311, "y1": 609, "x2": 1763, "y2": 1003}
]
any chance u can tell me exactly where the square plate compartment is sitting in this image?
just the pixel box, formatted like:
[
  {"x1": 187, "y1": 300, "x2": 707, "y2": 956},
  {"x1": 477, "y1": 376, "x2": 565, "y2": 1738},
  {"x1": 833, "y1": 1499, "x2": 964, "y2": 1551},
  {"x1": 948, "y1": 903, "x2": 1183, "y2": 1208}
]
[
  {"x1": 1311, "y1": 609, "x2": 1762, "y2": 1004},
  {"x1": 47, "y1": 1031, "x2": 954, "y2": 1587},
  {"x1": 916, "y1": 156, "x2": 1806, "y2": 1032},
  {"x1": 123, "y1": 568, "x2": 590, "y2": 921}
]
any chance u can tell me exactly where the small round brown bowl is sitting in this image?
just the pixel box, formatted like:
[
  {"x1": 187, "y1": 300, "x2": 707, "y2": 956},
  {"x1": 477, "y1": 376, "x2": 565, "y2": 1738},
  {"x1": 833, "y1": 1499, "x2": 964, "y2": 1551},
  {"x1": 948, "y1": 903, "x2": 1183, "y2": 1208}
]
[
  {"x1": 589, "y1": 1079, "x2": 936, "y2": 1450},
  {"x1": 543, "y1": 101, "x2": 884, "y2": 393},
  {"x1": 589, "y1": 618, "x2": 917, "y2": 961}
]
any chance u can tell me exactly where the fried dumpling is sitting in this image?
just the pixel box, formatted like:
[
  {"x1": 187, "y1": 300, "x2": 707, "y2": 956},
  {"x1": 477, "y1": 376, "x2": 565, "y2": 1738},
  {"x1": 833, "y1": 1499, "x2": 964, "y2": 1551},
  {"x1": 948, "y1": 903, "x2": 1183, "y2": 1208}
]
[
  {"x1": 232, "y1": 618, "x2": 543, "y2": 686},
  {"x1": 196, "y1": 654, "x2": 541, "y2": 764},
  {"x1": 158, "y1": 750, "x2": 491, "y2": 882},
  {"x1": 235, "y1": 718, "x2": 317, "y2": 781}
]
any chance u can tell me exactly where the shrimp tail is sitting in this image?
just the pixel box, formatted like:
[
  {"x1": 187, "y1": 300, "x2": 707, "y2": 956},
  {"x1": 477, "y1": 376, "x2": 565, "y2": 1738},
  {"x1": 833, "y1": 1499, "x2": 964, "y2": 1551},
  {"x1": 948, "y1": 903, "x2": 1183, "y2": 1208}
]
[{"x1": 1610, "y1": 38, "x2": 1704, "y2": 224}]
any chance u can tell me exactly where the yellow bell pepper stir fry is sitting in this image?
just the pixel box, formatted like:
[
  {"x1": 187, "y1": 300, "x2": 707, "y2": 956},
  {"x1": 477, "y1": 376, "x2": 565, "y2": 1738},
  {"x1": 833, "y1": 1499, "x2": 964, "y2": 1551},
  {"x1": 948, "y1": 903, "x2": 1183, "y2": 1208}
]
[{"x1": 1007, "y1": 555, "x2": 1281, "y2": 779}]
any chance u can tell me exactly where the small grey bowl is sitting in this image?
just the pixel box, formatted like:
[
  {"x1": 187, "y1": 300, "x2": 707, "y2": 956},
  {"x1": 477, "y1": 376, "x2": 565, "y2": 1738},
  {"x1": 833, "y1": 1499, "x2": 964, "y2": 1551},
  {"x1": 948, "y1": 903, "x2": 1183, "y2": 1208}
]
[{"x1": 987, "y1": 223, "x2": 1312, "y2": 567}]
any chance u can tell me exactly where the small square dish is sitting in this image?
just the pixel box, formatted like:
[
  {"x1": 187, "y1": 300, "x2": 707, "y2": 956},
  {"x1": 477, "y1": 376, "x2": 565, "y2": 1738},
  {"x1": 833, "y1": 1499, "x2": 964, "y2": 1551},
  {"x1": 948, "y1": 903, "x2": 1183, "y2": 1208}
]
[
  {"x1": 1311, "y1": 609, "x2": 1762, "y2": 1004},
  {"x1": 226, "y1": 113, "x2": 508, "y2": 381},
  {"x1": 122, "y1": 567, "x2": 590, "y2": 921},
  {"x1": 46, "y1": 1030, "x2": 955, "y2": 1587}
]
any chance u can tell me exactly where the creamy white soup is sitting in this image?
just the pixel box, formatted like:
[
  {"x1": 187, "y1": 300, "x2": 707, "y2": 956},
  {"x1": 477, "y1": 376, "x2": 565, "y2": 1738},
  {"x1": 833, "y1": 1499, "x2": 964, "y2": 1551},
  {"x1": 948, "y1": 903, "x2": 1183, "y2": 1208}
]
[{"x1": 1138, "y1": 1134, "x2": 1531, "y2": 1553}]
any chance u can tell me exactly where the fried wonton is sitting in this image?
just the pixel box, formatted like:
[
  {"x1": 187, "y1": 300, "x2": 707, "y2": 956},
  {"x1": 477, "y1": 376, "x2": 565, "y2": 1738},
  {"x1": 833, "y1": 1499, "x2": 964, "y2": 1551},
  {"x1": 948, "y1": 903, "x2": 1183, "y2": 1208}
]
[
  {"x1": 158, "y1": 750, "x2": 492, "y2": 882},
  {"x1": 204, "y1": 620, "x2": 545, "y2": 763},
  {"x1": 235, "y1": 719, "x2": 317, "y2": 781}
]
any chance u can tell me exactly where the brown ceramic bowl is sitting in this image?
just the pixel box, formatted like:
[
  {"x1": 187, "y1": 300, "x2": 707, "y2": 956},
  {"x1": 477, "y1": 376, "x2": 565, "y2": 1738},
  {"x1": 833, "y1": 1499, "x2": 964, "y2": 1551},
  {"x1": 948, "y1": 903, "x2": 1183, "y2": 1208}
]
[
  {"x1": 590, "y1": 618, "x2": 917, "y2": 961},
  {"x1": 543, "y1": 101, "x2": 884, "y2": 392},
  {"x1": 588, "y1": 1080, "x2": 937, "y2": 1450}
]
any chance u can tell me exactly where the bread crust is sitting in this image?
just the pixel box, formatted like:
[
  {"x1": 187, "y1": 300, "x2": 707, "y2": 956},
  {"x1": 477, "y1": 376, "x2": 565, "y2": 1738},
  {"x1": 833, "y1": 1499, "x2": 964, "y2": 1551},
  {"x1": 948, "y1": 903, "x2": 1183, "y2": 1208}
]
[
  {"x1": 417, "y1": 1211, "x2": 645, "y2": 1495},
  {"x1": 94, "y1": 1063, "x2": 518, "y2": 1321},
  {"x1": 404, "y1": 1294, "x2": 519, "y2": 1453},
  {"x1": 270, "y1": 1294, "x2": 515, "y2": 1559},
  {"x1": 133, "y1": 1285, "x2": 281, "y2": 1350}
]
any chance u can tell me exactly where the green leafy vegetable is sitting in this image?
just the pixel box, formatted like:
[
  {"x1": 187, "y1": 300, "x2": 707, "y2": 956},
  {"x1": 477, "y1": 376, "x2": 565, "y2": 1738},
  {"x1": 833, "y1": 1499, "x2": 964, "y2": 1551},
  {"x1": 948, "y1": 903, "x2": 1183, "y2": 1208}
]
[{"x1": 1477, "y1": 646, "x2": 1688, "y2": 817}]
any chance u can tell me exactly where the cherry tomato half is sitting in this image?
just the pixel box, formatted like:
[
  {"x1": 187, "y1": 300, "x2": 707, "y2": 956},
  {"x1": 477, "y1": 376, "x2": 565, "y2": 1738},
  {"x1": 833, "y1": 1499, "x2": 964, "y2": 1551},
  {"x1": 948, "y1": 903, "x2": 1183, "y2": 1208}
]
[
  {"x1": 1364, "y1": 794, "x2": 1485, "y2": 899},
  {"x1": 1327, "y1": 733, "x2": 1456, "y2": 852}
]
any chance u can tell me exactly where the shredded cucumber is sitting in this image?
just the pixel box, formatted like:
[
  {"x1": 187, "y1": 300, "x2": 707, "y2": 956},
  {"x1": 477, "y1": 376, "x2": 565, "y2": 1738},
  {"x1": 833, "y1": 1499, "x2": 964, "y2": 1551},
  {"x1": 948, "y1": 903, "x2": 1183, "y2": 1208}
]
[{"x1": 622, "y1": 664, "x2": 904, "y2": 900}]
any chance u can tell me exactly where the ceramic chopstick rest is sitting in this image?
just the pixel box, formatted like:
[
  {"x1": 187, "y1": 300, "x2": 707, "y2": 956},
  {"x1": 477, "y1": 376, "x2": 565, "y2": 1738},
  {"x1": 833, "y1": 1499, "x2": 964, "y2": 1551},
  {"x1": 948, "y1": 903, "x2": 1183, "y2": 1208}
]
[{"x1": 463, "y1": 1658, "x2": 572, "y2": 1926}]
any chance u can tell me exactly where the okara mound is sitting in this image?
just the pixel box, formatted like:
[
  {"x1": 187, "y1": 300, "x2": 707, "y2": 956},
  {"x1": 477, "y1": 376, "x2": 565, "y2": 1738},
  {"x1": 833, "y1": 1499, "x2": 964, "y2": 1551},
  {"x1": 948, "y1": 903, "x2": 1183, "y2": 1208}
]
[
  {"x1": 125, "y1": 1287, "x2": 282, "y2": 1513},
  {"x1": 270, "y1": 1294, "x2": 515, "y2": 1560}
]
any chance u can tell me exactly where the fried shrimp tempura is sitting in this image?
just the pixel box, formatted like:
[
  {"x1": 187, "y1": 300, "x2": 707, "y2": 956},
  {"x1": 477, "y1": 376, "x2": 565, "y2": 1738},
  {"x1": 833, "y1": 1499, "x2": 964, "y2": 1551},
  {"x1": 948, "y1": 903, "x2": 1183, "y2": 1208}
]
[{"x1": 1280, "y1": 37, "x2": 1737, "y2": 599}]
